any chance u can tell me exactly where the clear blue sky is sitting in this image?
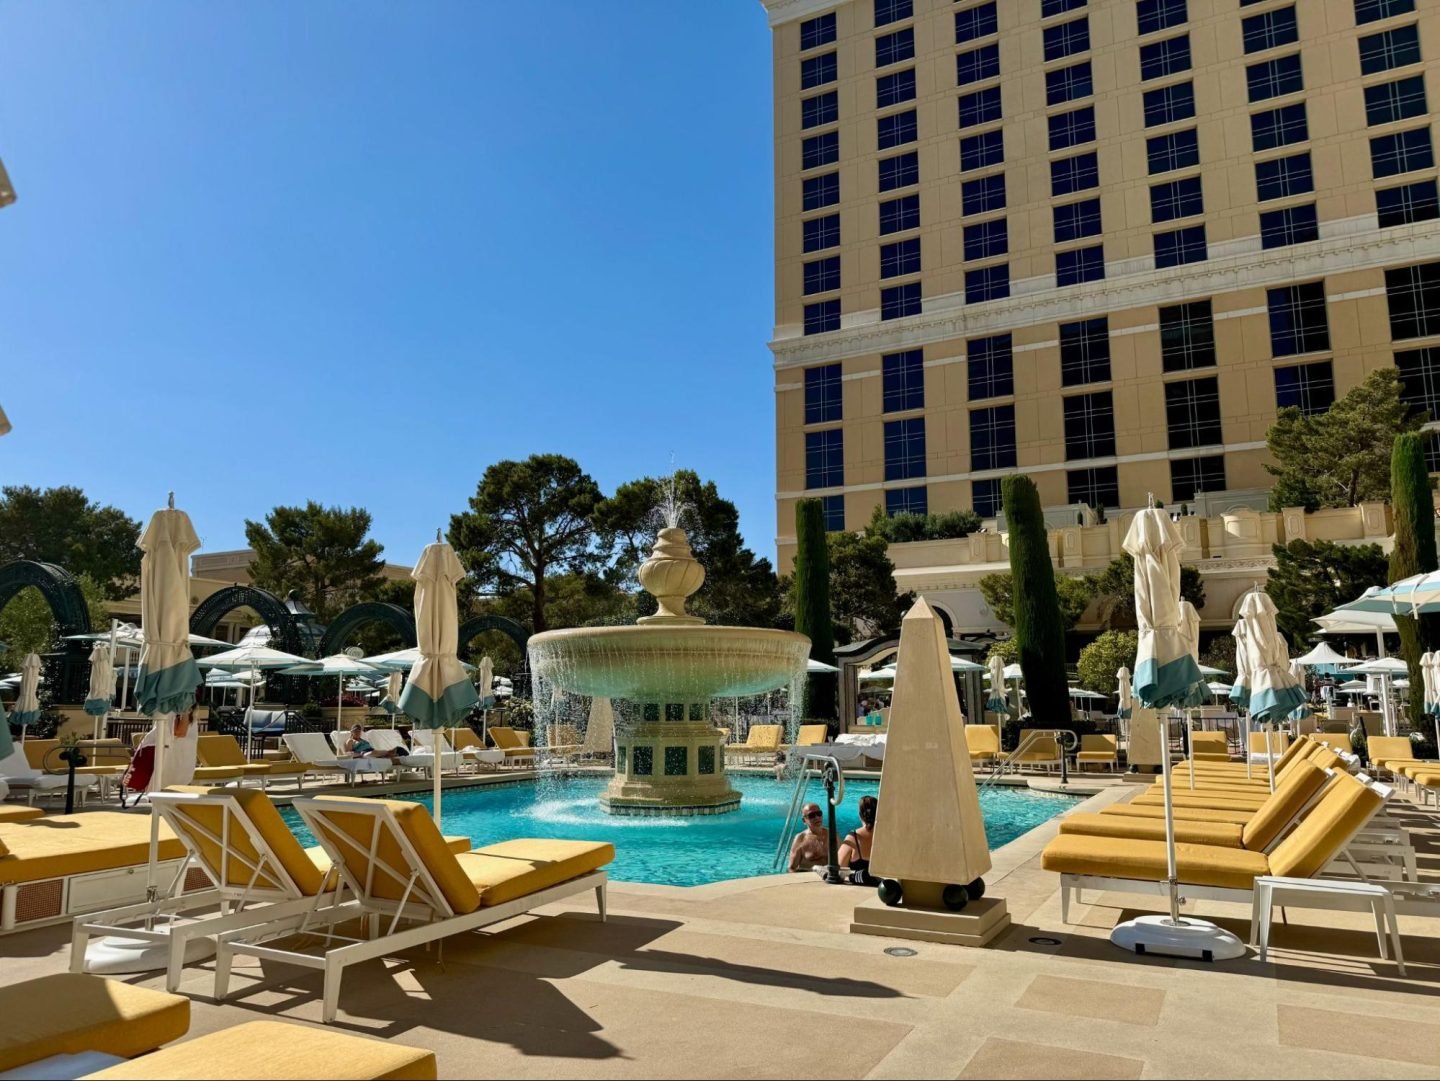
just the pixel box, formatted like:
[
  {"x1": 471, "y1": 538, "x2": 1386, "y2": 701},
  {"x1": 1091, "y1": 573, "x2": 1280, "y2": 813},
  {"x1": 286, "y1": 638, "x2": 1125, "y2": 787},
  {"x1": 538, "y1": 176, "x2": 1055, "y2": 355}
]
[{"x1": 0, "y1": 2, "x2": 778, "y2": 569}]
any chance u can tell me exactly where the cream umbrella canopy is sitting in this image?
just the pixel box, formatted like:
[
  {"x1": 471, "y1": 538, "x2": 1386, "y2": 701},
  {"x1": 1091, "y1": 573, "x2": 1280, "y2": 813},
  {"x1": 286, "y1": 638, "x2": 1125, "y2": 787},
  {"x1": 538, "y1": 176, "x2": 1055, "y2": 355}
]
[
  {"x1": 476, "y1": 655, "x2": 495, "y2": 746},
  {"x1": 398, "y1": 538, "x2": 480, "y2": 829},
  {"x1": 1111, "y1": 505, "x2": 1240, "y2": 960},
  {"x1": 380, "y1": 670, "x2": 404, "y2": 717},
  {"x1": 12, "y1": 652, "x2": 41, "y2": 740},
  {"x1": 84, "y1": 642, "x2": 116, "y2": 741}
]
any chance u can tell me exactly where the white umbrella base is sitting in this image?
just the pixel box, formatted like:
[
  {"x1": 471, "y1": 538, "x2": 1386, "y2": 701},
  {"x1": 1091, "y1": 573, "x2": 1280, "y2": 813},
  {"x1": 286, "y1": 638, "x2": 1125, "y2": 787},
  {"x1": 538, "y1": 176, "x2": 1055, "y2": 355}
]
[
  {"x1": 1110, "y1": 914, "x2": 1246, "y2": 961},
  {"x1": 82, "y1": 932, "x2": 214, "y2": 975}
]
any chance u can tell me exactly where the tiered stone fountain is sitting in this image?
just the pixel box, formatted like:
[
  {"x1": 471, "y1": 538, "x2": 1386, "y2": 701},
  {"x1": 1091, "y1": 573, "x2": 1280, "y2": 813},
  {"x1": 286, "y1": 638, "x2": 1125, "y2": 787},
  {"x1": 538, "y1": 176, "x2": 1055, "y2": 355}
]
[{"x1": 528, "y1": 527, "x2": 810, "y2": 815}]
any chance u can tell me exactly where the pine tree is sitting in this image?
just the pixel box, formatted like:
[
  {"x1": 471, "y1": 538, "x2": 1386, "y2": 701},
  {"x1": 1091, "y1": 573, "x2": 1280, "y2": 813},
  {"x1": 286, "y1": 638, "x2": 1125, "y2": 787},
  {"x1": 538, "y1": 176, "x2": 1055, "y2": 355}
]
[
  {"x1": 1389, "y1": 432, "x2": 1438, "y2": 729},
  {"x1": 793, "y1": 499, "x2": 836, "y2": 721},
  {"x1": 1002, "y1": 476, "x2": 1071, "y2": 724}
]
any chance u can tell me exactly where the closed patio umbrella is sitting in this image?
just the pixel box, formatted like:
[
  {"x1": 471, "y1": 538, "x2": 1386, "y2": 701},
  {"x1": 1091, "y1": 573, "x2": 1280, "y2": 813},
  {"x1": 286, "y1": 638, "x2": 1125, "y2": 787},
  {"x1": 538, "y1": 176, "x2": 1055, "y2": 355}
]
[
  {"x1": 1116, "y1": 666, "x2": 1132, "y2": 720},
  {"x1": 398, "y1": 537, "x2": 479, "y2": 829},
  {"x1": 986, "y1": 654, "x2": 1008, "y2": 715},
  {"x1": 1111, "y1": 504, "x2": 1240, "y2": 960},
  {"x1": 380, "y1": 670, "x2": 403, "y2": 717},
  {"x1": 13, "y1": 652, "x2": 41, "y2": 740},
  {"x1": 1237, "y1": 590, "x2": 1306, "y2": 788},
  {"x1": 84, "y1": 642, "x2": 116, "y2": 741}
]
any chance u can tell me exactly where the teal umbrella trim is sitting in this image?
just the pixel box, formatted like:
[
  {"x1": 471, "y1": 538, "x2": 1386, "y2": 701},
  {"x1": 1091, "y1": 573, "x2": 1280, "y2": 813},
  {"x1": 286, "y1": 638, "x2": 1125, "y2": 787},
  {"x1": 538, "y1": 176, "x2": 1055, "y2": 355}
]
[
  {"x1": 1249, "y1": 684, "x2": 1307, "y2": 723},
  {"x1": 1133, "y1": 654, "x2": 1203, "y2": 710},
  {"x1": 136, "y1": 658, "x2": 202, "y2": 715},
  {"x1": 399, "y1": 679, "x2": 479, "y2": 730},
  {"x1": 83, "y1": 698, "x2": 111, "y2": 716}
]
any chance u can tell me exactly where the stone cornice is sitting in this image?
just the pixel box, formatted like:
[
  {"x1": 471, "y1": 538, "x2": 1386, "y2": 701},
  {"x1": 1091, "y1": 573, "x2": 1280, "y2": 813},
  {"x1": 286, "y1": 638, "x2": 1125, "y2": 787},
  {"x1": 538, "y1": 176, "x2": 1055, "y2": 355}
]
[
  {"x1": 759, "y1": 0, "x2": 846, "y2": 29},
  {"x1": 770, "y1": 222, "x2": 1440, "y2": 369}
]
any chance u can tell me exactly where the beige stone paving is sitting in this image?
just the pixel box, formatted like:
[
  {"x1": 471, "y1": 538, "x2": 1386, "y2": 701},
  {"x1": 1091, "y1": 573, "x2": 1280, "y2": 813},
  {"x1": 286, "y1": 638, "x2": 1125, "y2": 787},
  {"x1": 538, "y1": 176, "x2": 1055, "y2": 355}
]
[{"x1": 1, "y1": 784, "x2": 1438, "y2": 1078}]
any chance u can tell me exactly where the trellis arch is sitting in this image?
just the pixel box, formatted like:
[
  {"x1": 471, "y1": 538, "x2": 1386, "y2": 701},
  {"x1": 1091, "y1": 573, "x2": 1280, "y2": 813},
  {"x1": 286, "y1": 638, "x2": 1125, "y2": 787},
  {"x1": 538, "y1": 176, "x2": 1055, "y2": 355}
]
[
  {"x1": 0, "y1": 560, "x2": 93, "y2": 702},
  {"x1": 190, "y1": 585, "x2": 303, "y2": 655},
  {"x1": 319, "y1": 602, "x2": 416, "y2": 656},
  {"x1": 457, "y1": 614, "x2": 530, "y2": 659}
]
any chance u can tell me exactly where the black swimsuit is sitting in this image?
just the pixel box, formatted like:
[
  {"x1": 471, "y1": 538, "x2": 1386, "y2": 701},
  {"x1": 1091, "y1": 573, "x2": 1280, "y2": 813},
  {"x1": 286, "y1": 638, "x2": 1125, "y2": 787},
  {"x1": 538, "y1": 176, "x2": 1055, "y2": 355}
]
[{"x1": 844, "y1": 831, "x2": 873, "y2": 885}]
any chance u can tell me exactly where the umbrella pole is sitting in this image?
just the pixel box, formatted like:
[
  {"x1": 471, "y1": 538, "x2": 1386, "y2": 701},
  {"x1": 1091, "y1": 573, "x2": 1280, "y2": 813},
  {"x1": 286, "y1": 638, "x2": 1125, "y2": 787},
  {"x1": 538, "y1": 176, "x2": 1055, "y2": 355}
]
[
  {"x1": 1264, "y1": 722, "x2": 1275, "y2": 793},
  {"x1": 336, "y1": 676, "x2": 344, "y2": 737},
  {"x1": 1243, "y1": 712, "x2": 1252, "y2": 781},
  {"x1": 146, "y1": 712, "x2": 169, "y2": 901},
  {"x1": 1186, "y1": 711, "x2": 1195, "y2": 790},
  {"x1": 433, "y1": 737, "x2": 443, "y2": 830},
  {"x1": 1159, "y1": 711, "x2": 1181, "y2": 924}
]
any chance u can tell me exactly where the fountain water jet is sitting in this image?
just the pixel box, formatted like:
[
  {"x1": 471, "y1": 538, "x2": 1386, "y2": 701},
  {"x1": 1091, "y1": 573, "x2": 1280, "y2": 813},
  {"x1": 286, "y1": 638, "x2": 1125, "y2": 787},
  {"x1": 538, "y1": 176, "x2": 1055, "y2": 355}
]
[{"x1": 528, "y1": 526, "x2": 810, "y2": 815}]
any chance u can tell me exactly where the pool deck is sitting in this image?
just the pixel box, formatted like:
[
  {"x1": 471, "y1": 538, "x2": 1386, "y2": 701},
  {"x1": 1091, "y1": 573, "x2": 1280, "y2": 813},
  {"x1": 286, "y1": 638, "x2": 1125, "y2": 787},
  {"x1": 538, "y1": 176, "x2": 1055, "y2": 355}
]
[{"x1": 3, "y1": 782, "x2": 1438, "y2": 1078}]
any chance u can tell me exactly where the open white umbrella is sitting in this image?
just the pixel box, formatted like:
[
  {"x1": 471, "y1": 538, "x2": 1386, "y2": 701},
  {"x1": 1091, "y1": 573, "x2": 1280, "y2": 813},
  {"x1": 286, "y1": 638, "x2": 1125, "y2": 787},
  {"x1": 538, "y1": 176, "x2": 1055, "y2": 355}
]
[
  {"x1": 281, "y1": 654, "x2": 383, "y2": 735},
  {"x1": 1293, "y1": 640, "x2": 1351, "y2": 669},
  {"x1": 84, "y1": 642, "x2": 116, "y2": 741},
  {"x1": 363, "y1": 646, "x2": 476, "y2": 673},
  {"x1": 398, "y1": 537, "x2": 480, "y2": 829},
  {"x1": 1237, "y1": 592, "x2": 1306, "y2": 722},
  {"x1": 1286, "y1": 659, "x2": 1311, "y2": 721},
  {"x1": 1111, "y1": 504, "x2": 1240, "y2": 960},
  {"x1": 806, "y1": 658, "x2": 839, "y2": 674},
  {"x1": 12, "y1": 652, "x2": 41, "y2": 740},
  {"x1": 200, "y1": 642, "x2": 311, "y2": 757},
  {"x1": 949, "y1": 656, "x2": 986, "y2": 673}
]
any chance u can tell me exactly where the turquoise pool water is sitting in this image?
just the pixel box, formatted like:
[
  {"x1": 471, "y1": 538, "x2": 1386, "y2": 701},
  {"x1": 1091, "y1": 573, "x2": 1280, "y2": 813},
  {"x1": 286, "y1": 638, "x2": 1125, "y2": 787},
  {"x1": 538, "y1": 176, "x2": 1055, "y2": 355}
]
[{"x1": 281, "y1": 776, "x2": 1078, "y2": 888}]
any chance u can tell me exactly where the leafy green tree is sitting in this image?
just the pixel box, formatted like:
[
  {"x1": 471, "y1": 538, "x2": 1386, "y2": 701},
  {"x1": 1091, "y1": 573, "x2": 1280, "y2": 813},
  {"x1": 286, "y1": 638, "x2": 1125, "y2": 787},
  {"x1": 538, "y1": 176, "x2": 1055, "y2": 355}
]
[
  {"x1": 0, "y1": 486, "x2": 142, "y2": 599},
  {"x1": 1076, "y1": 630, "x2": 1138, "y2": 698},
  {"x1": 244, "y1": 502, "x2": 385, "y2": 622},
  {"x1": 593, "y1": 469, "x2": 781, "y2": 627},
  {"x1": 792, "y1": 499, "x2": 836, "y2": 721},
  {"x1": 864, "y1": 504, "x2": 982, "y2": 542},
  {"x1": 1199, "y1": 633, "x2": 1237, "y2": 678},
  {"x1": 1266, "y1": 539, "x2": 1390, "y2": 649},
  {"x1": 1089, "y1": 553, "x2": 1204, "y2": 630},
  {"x1": 1265, "y1": 368, "x2": 1421, "y2": 511},
  {"x1": 824, "y1": 530, "x2": 914, "y2": 643},
  {"x1": 1003, "y1": 475, "x2": 1071, "y2": 723},
  {"x1": 978, "y1": 571, "x2": 1093, "y2": 631},
  {"x1": 0, "y1": 576, "x2": 110, "y2": 672},
  {"x1": 1389, "y1": 432, "x2": 1438, "y2": 729},
  {"x1": 986, "y1": 638, "x2": 1019, "y2": 664},
  {"x1": 449, "y1": 455, "x2": 604, "y2": 634}
]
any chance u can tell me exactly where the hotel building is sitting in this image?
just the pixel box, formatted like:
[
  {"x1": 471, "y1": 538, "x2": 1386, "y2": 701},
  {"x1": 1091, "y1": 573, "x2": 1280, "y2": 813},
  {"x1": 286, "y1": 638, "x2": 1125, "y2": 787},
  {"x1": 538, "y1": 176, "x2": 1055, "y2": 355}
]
[{"x1": 764, "y1": 0, "x2": 1440, "y2": 576}]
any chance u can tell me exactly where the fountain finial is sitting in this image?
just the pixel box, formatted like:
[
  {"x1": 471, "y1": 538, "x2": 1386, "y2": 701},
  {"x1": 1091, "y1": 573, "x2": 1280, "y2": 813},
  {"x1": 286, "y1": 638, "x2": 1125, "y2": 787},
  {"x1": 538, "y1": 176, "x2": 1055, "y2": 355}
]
[{"x1": 636, "y1": 527, "x2": 706, "y2": 625}]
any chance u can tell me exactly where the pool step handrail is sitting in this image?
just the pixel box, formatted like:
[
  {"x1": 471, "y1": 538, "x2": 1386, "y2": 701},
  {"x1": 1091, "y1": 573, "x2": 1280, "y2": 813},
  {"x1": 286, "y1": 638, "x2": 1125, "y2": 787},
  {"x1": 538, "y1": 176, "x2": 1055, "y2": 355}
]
[
  {"x1": 772, "y1": 753, "x2": 845, "y2": 870},
  {"x1": 979, "y1": 728, "x2": 1078, "y2": 789}
]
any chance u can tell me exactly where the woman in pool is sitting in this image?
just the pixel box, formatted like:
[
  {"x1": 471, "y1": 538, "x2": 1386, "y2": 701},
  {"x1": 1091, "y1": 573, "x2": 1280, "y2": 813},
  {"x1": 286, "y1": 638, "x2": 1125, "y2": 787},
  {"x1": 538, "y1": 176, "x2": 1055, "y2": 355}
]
[
  {"x1": 837, "y1": 794, "x2": 877, "y2": 885},
  {"x1": 342, "y1": 724, "x2": 405, "y2": 760}
]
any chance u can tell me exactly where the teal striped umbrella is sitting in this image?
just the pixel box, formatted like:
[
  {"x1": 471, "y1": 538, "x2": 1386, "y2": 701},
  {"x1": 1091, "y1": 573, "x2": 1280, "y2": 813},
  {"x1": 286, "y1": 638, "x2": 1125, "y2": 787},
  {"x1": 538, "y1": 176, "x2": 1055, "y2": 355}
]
[
  {"x1": 399, "y1": 537, "x2": 479, "y2": 829},
  {"x1": 13, "y1": 653, "x2": 41, "y2": 736},
  {"x1": 84, "y1": 642, "x2": 116, "y2": 741}
]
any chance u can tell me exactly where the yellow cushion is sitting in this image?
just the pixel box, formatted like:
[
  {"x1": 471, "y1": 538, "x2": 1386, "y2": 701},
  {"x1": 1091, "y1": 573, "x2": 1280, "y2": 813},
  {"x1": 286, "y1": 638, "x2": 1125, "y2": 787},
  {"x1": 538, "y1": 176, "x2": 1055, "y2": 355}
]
[
  {"x1": 1267, "y1": 773, "x2": 1384, "y2": 879},
  {"x1": 196, "y1": 735, "x2": 247, "y2": 768},
  {"x1": 455, "y1": 838, "x2": 614, "y2": 907},
  {"x1": 1059, "y1": 813, "x2": 1244, "y2": 847},
  {"x1": 1367, "y1": 736, "x2": 1418, "y2": 768},
  {"x1": 0, "y1": 805, "x2": 43, "y2": 825},
  {"x1": 0, "y1": 973, "x2": 189, "y2": 1073},
  {"x1": 1101, "y1": 803, "x2": 1255, "y2": 825},
  {"x1": 964, "y1": 727, "x2": 999, "y2": 755},
  {"x1": 163, "y1": 788, "x2": 327, "y2": 897},
  {"x1": 1041, "y1": 834, "x2": 1270, "y2": 890},
  {"x1": 0, "y1": 814, "x2": 186, "y2": 885},
  {"x1": 1132, "y1": 791, "x2": 1270, "y2": 810},
  {"x1": 78, "y1": 1019, "x2": 436, "y2": 1080},
  {"x1": 192, "y1": 766, "x2": 244, "y2": 781},
  {"x1": 1240, "y1": 759, "x2": 1330, "y2": 850},
  {"x1": 303, "y1": 834, "x2": 471, "y2": 881},
  {"x1": 308, "y1": 797, "x2": 482, "y2": 915},
  {"x1": 796, "y1": 724, "x2": 828, "y2": 746},
  {"x1": 1075, "y1": 752, "x2": 1116, "y2": 762},
  {"x1": 1078, "y1": 735, "x2": 1116, "y2": 754}
]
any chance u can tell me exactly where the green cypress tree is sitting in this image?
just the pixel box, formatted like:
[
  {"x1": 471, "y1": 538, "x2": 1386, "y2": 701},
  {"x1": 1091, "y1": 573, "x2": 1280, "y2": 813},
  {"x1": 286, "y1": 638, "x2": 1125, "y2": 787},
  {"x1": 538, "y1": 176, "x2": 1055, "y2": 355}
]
[
  {"x1": 1389, "y1": 432, "x2": 1438, "y2": 730},
  {"x1": 793, "y1": 499, "x2": 836, "y2": 721},
  {"x1": 1002, "y1": 475, "x2": 1071, "y2": 725}
]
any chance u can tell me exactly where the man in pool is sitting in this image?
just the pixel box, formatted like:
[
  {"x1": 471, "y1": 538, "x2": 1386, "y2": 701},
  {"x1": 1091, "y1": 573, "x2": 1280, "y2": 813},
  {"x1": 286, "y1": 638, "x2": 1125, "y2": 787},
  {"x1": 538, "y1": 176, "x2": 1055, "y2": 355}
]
[{"x1": 788, "y1": 802, "x2": 830, "y2": 872}]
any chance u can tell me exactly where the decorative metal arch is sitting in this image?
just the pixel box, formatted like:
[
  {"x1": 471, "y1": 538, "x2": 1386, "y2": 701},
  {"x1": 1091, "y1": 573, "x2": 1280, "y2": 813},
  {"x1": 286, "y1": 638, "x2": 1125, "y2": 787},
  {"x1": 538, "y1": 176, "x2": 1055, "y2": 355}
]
[
  {"x1": 319, "y1": 602, "x2": 416, "y2": 656},
  {"x1": 457, "y1": 614, "x2": 530, "y2": 659},
  {"x1": 190, "y1": 585, "x2": 304, "y2": 656},
  {"x1": 0, "y1": 560, "x2": 94, "y2": 702}
]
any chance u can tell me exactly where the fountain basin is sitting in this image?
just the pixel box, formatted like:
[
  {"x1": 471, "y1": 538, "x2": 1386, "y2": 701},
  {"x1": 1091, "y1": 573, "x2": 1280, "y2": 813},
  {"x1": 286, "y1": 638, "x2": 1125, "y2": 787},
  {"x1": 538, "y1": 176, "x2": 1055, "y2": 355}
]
[{"x1": 528, "y1": 624, "x2": 811, "y2": 701}]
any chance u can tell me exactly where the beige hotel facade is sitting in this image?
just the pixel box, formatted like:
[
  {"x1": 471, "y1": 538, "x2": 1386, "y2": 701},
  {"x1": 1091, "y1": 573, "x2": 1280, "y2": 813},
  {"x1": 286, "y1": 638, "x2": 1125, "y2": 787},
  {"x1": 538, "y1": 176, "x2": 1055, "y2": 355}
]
[{"x1": 764, "y1": 0, "x2": 1440, "y2": 570}]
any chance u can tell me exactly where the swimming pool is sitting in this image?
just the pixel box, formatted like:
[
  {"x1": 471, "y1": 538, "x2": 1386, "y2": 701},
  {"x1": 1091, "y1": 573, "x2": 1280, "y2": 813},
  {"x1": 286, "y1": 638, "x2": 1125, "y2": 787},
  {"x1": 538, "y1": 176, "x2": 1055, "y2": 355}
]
[{"x1": 282, "y1": 776, "x2": 1079, "y2": 888}]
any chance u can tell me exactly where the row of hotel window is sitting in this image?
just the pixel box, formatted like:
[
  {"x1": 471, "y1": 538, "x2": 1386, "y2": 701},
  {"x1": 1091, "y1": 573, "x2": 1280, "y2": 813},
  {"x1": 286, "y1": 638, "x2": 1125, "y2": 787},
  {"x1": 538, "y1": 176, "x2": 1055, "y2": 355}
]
[
  {"x1": 796, "y1": 0, "x2": 1415, "y2": 54},
  {"x1": 796, "y1": 0, "x2": 1429, "y2": 331},
  {"x1": 799, "y1": 261, "x2": 1440, "y2": 505}
]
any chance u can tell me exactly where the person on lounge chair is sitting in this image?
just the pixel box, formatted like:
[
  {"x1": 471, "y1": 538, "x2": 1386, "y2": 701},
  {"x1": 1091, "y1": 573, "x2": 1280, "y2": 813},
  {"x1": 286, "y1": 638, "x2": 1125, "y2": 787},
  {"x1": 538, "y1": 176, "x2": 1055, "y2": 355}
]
[
  {"x1": 343, "y1": 724, "x2": 405, "y2": 761},
  {"x1": 788, "y1": 802, "x2": 830, "y2": 872},
  {"x1": 838, "y1": 795, "x2": 877, "y2": 885}
]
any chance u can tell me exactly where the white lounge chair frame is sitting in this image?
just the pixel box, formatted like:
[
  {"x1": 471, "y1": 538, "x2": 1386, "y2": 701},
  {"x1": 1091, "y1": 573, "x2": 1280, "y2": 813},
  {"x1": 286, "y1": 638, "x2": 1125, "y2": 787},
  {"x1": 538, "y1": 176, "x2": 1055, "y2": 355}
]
[
  {"x1": 362, "y1": 729, "x2": 465, "y2": 776},
  {"x1": 284, "y1": 733, "x2": 394, "y2": 786},
  {"x1": 69, "y1": 790, "x2": 353, "y2": 991},
  {"x1": 0, "y1": 749, "x2": 98, "y2": 806},
  {"x1": 214, "y1": 796, "x2": 607, "y2": 1023}
]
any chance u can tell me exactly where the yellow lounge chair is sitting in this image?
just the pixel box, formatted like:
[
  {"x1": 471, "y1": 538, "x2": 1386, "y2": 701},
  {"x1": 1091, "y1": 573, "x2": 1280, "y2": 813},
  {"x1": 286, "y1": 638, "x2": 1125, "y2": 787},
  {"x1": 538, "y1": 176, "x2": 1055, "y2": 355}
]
[
  {"x1": 1248, "y1": 729, "x2": 1291, "y2": 761},
  {"x1": 0, "y1": 813, "x2": 192, "y2": 933},
  {"x1": 964, "y1": 724, "x2": 1000, "y2": 767},
  {"x1": 545, "y1": 723, "x2": 584, "y2": 762},
  {"x1": 0, "y1": 804, "x2": 44, "y2": 824},
  {"x1": 487, "y1": 725, "x2": 538, "y2": 765},
  {"x1": 196, "y1": 734, "x2": 312, "y2": 788},
  {"x1": 70, "y1": 787, "x2": 357, "y2": 991},
  {"x1": 79, "y1": 1019, "x2": 437, "y2": 1080},
  {"x1": 216, "y1": 795, "x2": 613, "y2": 1022},
  {"x1": 22, "y1": 739, "x2": 127, "y2": 799},
  {"x1": 1062, "y1": 759, "x2": 1331, "y2": 849},
  {"x1": 1188, "y1": 729, "x2": 1230, "y2": 762},
  {"x1": 0, "y1": 973, "x2": 190, "y2": 1074},
  {"x1": 725, "y1": 724, "x2": 783, "y2": 764},
  {"x1": 1075, "y1": 733, "x2": 1118, "y2": 772},
  {"x1": 1016, "y1": 729, "x2": 1062, "y2": 772},
  {"x1": 1316, "y1": 732, "x2": 1354, "y2": 755},
  {"x1": 1043, "y1": 772, "x2": 1391, "y2": 925},
  {"x1": 794, "y1": 724, "x2": 829, "y2": 748},
  {"x1": 1366, "y1": 736, "x2": 1431, "y2": 779}
]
